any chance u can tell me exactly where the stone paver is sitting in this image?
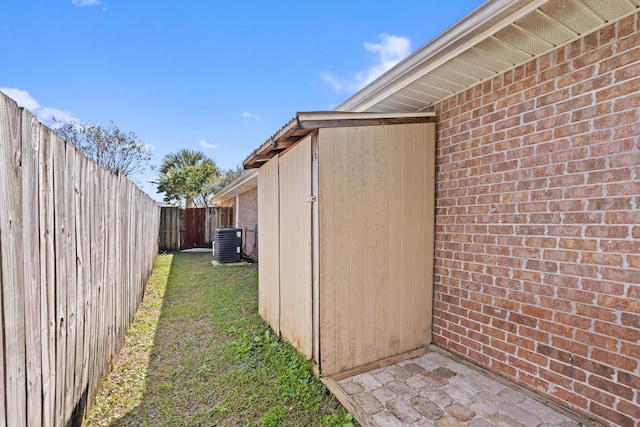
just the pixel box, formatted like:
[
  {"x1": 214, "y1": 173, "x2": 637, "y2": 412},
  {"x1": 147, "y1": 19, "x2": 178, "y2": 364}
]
[{"x1": 332, "y1": 347, "x2": 600, "y2": 427}]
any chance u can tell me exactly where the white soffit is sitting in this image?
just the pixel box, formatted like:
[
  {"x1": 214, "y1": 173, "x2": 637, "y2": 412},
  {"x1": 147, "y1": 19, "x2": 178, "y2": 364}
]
[
  {"x1": 211, "y1": 169, "x2": 258, "y2": 203},
  {"x1": 339, "y1": 0, "x2": 640, "y2": 113}
]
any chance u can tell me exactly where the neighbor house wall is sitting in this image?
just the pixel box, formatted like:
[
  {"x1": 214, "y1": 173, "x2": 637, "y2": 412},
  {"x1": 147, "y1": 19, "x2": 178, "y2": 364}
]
[
  {"x1": 237, "y1": 187, "x2": 259, "y2": 261},
  {"x1": 432, "y1": 11, "x2": 640, "y2": 427}
]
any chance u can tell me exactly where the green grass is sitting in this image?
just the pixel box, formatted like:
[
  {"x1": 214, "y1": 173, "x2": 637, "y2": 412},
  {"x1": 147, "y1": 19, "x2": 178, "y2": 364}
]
[{"x1": 83, "y1": 253, "x2": 352, "y2": 427}]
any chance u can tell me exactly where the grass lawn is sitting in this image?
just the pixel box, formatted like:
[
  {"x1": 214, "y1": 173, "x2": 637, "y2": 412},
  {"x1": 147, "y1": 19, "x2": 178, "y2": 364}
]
[{"x1": 84, "y1": 252, "x2": 353, "y2": 427}]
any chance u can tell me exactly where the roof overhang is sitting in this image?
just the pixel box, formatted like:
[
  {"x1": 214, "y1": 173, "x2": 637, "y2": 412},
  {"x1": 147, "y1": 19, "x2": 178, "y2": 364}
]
[
  {"x1": 243, "y1": 111, "x2": 436, "y2": 169},
  {"x1": 338, "y1": 0, "x2": 640, "y2": 113},
  {"x1": 211, "y1": 169, "x2": 258, "y2": 204}
]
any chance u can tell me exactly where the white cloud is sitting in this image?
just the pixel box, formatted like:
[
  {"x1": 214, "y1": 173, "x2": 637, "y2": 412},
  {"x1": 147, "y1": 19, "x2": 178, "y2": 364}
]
[
  {"x1": 320, "y1": 33, "x2": 411, "y2": 93},
  {"x1": 72, "y1": 0, "x2": 101, "y2": 6},
  {"x1": 199, "y1": 139, "x2": 218, "y2": 149},
  {"x1": 243, "y1": 111, "x2": 260, "y2": 121},
  {"x1": 0, "y1": 87, "x2": 79, "y2": 124}
]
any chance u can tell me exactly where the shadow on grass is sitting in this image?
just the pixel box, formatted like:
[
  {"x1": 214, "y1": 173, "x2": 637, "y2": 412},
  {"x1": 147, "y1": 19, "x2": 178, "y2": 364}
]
[{"x1": 86, "y1": 252, "x2": 345, "y2": 427}]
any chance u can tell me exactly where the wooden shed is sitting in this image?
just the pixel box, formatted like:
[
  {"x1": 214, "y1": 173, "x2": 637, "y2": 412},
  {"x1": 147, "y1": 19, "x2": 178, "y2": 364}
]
[{"x1": 244, "y1": 111, "x2": 436, "y2": 377}]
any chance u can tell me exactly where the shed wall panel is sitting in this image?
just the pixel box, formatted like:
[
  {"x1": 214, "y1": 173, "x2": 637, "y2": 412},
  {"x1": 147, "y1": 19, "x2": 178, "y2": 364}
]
[
  {"x1": 258, "y1": 156, "x2": 280, "y2": 333},
  {"x1": 278, "y1": 137, "x2": 313, "y2": 358},
  {"x1": 318, "y1": 122, "x2": 435, "y2": 376}
]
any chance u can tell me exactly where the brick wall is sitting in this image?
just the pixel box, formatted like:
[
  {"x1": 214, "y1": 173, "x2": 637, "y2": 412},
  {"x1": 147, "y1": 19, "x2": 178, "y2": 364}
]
[
  {"x1": 238, "y1": 186, "x2": 259, "y2": 261},
  {"x1": 433, "y1": 12, "x2": 639, "y2": 427}
]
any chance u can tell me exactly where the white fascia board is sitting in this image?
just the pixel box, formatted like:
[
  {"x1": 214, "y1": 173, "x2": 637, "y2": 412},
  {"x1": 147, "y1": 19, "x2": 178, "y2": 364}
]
[{"x1": 338, "y1": 0, "x2": 550, "y2": 112}]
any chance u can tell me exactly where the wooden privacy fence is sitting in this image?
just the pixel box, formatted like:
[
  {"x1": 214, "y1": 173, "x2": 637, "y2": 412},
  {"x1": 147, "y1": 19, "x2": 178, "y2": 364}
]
[
  {"x1": 158, "y1": 206, "x2": 233, "y2": 251},
  {"x1": 0, "y1": 93, "x2": 160, "y2": 426}
]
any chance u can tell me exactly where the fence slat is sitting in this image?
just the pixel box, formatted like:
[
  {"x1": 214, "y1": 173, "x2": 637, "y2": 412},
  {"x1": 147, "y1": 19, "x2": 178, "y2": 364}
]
[
  {"x1": 22, "y1": 109, "x2": 43, "y2": 427},
  {"x1": 39, "y1": 125, "x2": 56, "y2": 427},
  {"x1": 0, "y1": 84, "x2": 27, "y2": 427}
]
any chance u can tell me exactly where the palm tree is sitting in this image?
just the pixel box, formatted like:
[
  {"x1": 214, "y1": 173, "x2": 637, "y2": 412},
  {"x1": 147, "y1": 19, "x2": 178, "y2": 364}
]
[{"x1": 158, "y1": 149, "x2": 219, "y2": 207}]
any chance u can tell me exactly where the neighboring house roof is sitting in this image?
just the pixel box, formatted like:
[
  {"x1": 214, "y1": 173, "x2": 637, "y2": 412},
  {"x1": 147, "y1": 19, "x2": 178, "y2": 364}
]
[
  {"x1": 211, "y1": 169, "x2": 258, "y2": 204},
  {"x1": 339, "y1": 0, "x2": 640, "y2": 113}
]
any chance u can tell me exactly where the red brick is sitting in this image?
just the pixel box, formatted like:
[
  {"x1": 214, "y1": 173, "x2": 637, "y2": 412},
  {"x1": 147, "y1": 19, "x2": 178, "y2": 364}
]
[
  {"x1": 589, "y1": 376, "x2": 634, "y2": 400},
  {"x1": 596, "y1": 77, "x2": 640, "y2": 103},
  {"x1": 522, "y1": 305, "x2": 553, "y2": 321},
  {"x1": 616, "y1": 14, "x2": 638, "y2": 39},
  {"x1": 582, "y1": 279, "x2": 625, "y2": 296},
  {"x1": 549, "y1": 200, "x2": 585, "y2": 212},
  {"x1": 590, "y1": 138, "x2": 634, "y2": 156},
  {"x1": 611, "y1": 152, "x2": 640, "y2": 168},
  {"x1": 592, "y1": 348, "x2": 638, "y2": 372},
  {"x1": 574, "y1": 383, "x2": 616, "y2": 407},
  {"x1": 551, "y1": 382, "x2": 587, "y2": 410},
  {"x1": 536, "y1": 113, "x2": 570, "y2": 131},
  {"x1": 509, "y1": 312, "x2": 538, "y2": 328},
  {"x1": 562, "y1": 212, "x2": 602, "y2": 224},
  {"x1": 554, "y1": 312, "x2": 591, "y2": 329},
  {"x1": 594, "y1": 109, "x2": 638, "y2": 130},
  {"x1": 544, "y1": 273, "x2": 579, "y2": 289},
  {"x1": 550, "y1": 360, "x2": 586, "y2": 381},
  {"x1": 540, "y1": 320, "x2": 574, "y2": 339},
  {"x1": 552, "y1": 336, "x2": 589, "y2": 357},
  {"x1": 588, "y1": 168, "x2": 632, "y2": 185},
  {"x1": 567, "y1": 158, "x2": 606, "y2": 173},
  {"x1": 547, "y1": 225, "x2": 582, "y2": 237},
  {"x1": 576, "y1": 329, "x2": 619, "y2": 351},
  {"x1": 617, "y1": 371, "x2": 640, "y2": 390},
  {"x1": 560, "y1": 263, "x2": 598, "y2": 278},
  {"x1": 597, "y1": 294, "x2": 640, "y2": 312},
  {"x1": 614, "y1": 91, "x2": 640, "y2": 111},
  {"x1": 530, "y1": 188, "x2": 564, "y2": 200},
  {"x1": 616, "y1": 400, "x2": 640, "y2": 423},
  {"x1": 564, "y1": 184, "x2": 604, "y2": 199},
  {"x1": 621, "y1": 342, "x2": 640, "y2": 361},
  {"x1": 543, "y1": 249, "x2": 578, "y2": 263},
  {"x1": 581, "y1": 252, "x2": 623, "y2": 266},
  {"x1": 601, "y1": 267, "x2": 640, "y2": 284},
  {"x1": 598, "y1": 47, "x2": 640, "y2": 73},
  {"x1": 600, "y1": 239, "x2": 640, "y2": 253},
  {"x1": 573, "y1": 45, "x2": 614, "y2": 69},
  {"x1": 559, "y1": 238, "x2": 597, "y2": 251},
  {"x1": 549, "y1": 173, "x2": 585, "y2": 188},
  {"x1": 590, "y1": 402, "x2": 634, "y2": 427},
  {"x1": 571, "y1": 129, "x2": 612, "y2": 147},
  {"x1": 571, "y1": 101, "x2": 612, "y2": 122},
  {"x1": 588, "y1": 197, "x2": 633, "y2": 211},
  {"x1": 605, "y1": 211, "x2": 640, "y2": 224},
  {"x1": 629, "y1": 255, "x2": 640, "y2": 269},
  {"x1": 530, "y1": 213, "x2": 561, "y2": 224},
  {"x1": 525, "y1": 237, "x2": 556, "y2": 248},
  {"x1": 575, "y1": 303, "x2": 616, "y2": 322},
  {"x1": 557, "y1": 66, "x2": 596, "y2": 89}
]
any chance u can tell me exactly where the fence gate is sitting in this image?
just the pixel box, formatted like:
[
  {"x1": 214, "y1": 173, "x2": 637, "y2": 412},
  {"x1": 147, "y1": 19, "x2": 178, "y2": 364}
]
[
  {"x1": 159, "y1": 207, "x2": 233, "y2": 251},
  {"x1": 180, "y1": 208, "x2": 206, "y2": 249}
]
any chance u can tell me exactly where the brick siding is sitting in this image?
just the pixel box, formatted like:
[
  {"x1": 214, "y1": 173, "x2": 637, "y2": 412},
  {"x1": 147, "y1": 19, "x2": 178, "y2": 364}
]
[
  {"x1": 238, "y1": 187, "x2": 259, "y2": 261},
  {"x1": 432, "y1": 12, "x2": 640, "y2": 427}
]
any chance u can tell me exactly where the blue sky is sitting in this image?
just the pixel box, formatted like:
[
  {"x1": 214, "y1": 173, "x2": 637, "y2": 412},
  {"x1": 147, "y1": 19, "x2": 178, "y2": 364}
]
[{"x1": 1, "y1": 0, "x2": 484, "y2": 200}]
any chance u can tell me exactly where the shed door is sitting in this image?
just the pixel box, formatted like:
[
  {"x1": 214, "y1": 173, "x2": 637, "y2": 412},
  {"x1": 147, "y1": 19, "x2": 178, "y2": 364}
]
[
  {"x1": 278, "y1": 137, "x2": 313, "y2": 358},
  {"x1": 258, "y1": 156, "x2": 280, "y2": 332},
  {"x1": 318, "y1": 123, "x2": 436, "y2": 376}
]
